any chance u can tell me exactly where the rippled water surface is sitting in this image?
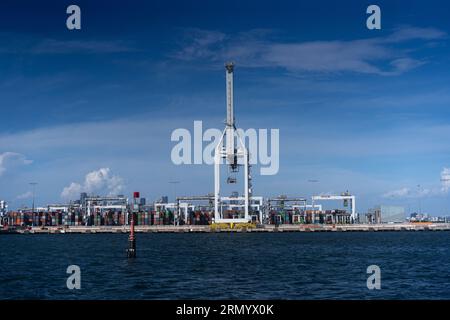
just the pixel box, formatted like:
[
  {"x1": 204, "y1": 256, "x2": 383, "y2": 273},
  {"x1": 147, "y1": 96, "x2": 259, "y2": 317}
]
[{"x1": 1, "y1": 232, "x2": 449, "y2": 299}]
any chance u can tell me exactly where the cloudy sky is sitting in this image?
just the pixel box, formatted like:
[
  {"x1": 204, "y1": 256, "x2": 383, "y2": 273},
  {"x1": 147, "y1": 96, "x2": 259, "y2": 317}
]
[{"x1": 1, "y1": 0, "x2": 450, "y2": 215}]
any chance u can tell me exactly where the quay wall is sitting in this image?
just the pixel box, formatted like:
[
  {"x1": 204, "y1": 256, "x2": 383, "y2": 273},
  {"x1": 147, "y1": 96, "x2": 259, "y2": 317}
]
[{"x1": 6, "y1": 223, "x2": 450, "y2": 234}]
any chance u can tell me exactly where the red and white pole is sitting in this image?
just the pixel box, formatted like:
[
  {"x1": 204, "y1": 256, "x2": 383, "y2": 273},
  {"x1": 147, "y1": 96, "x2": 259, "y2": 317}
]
[{"x1": 126, "y1": 192, "x2": 139, "y2": 258}]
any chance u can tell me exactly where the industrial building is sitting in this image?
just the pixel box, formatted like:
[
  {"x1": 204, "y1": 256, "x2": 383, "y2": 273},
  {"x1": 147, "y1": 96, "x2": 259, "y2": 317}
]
[{"x1": 366, "y1": 205, "x2": 405, "y2": 224}]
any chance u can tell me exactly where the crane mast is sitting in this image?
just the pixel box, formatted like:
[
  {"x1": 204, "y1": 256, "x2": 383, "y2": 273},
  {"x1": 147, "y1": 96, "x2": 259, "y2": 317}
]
[
  {"x1": 214, "y1": 62, "x2": 251, "y2": 223},
  {"x1": 225, "y1": 63, "x2": 236, "y2": 167}
]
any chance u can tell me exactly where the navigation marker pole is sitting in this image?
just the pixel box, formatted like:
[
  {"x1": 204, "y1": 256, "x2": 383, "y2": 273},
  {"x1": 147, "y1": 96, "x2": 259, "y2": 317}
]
[
  {"x1": 127, "y1": 192, "x2": 139, "y2": 258},
  {"x1": 126, "y1": 215, "x2": 136, "y2": 258}
]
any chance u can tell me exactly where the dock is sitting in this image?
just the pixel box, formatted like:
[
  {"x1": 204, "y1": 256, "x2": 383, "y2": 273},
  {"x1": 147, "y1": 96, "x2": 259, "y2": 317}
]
[{"x1": 5, "y1": 223, "x2": 450, "y2": 234}]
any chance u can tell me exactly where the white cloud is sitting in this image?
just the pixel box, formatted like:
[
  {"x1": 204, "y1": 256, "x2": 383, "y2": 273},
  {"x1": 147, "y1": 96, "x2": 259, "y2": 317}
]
[
  {"x1": 383, "y1": 172, "x2": 450, "y2": 199},
  {"x1": 383, "y1": 187, "x2": 411, "y2": 198},
  {"x1": 61, "y1": 168, "x2": 124, "y2": 200},
  {"x1": 386, "y1": 26, "x2": 447, "y2": 42},
  {"x1": 0, "y1": 32, "x2": 136, "y2": 54},
  {"x1": 32, "y1": 39, "x2": 136, "y2": 54},
  {"x1": 0, "y1": 152, "x2": 32, "y2": 176},
  {"x1": 16, "y1": 191, "x2": 33, "y2": 200},
  {"x1": 173, "y1": 26, "x2": 446, "y2": 75},
  {"x1": 61, "y1": 182, "x2": 83, "y2": 200}
]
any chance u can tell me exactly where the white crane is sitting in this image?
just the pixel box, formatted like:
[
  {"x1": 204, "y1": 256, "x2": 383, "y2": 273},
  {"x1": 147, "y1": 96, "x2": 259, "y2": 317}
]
[
  {"x1": 0, "y1": 200, "x2": 7, "y2": 226},
  {"x1": 312, "y1": 193, "x2": 357, "y2": 222},
  {"x1": 214, "y1": 63, "x2": 251, "y2": 223}
]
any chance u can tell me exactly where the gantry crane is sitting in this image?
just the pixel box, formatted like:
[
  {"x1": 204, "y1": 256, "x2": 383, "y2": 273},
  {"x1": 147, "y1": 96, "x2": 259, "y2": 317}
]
[
  {"x1": 213, "y1": 63, "x2": 251, "y2": 223},
  {"x1": 312, "y1": 192, "x2": 357, "y2": 222}
]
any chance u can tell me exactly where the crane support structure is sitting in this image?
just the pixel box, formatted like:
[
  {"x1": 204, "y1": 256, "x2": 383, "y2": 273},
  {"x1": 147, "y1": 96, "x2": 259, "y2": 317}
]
[
  {"x1": 214, "y1": 63, "x2": 251, "y2": 223},
  {"x1": 312, "y1": 193, "x2": 357, "y2": 222}
]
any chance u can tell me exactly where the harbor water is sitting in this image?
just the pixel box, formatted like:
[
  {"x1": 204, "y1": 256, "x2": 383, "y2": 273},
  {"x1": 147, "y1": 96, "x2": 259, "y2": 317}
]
[{"x1": 1, "y1": 232, "x2": 450, "y2": 299}]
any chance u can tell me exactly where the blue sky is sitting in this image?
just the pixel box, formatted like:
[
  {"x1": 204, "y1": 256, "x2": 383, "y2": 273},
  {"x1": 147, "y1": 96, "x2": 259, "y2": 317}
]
[{"x1": 1, "y1": 0, "x2": 450, "y2": 215}]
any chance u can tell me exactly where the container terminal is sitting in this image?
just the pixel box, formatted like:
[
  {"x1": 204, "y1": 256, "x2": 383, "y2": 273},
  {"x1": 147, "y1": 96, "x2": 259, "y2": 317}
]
[
  {"x1": 1, "y1": 64, "x2": 449, "y2": 234},
  {"x1": 1, "y1": 192, "x2": 449, "y2": 234}
]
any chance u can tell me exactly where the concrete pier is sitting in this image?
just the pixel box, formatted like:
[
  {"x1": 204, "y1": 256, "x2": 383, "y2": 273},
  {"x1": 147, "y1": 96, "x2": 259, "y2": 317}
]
[{"x1": 6, "y1": 223, "x2": 450, "y2": 234}]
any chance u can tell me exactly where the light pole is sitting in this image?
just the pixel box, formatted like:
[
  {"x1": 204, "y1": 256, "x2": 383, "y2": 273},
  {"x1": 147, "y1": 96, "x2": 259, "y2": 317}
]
[
  {"x1": 308, "y1": 179, "x2": 319, "y2": 224},
  {"x1": 417, "y1": 184, "x2": 422, "y2": 216},
  {"x1": 29, "y1": 182, "x2": 38, "y2": 227},
  {"x1": 169, "y1": 180, "x2": 180, "y2": 226},
  {"x1": 441, "y1": 177, "x2": 450, "y2": 216}
]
